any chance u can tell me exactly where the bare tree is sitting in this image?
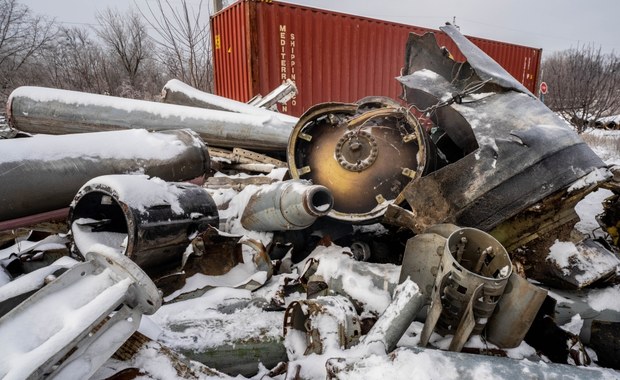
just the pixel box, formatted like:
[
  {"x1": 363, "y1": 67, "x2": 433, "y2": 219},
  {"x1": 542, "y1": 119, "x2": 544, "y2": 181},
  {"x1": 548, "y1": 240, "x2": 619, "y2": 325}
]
[
  {"x1": 96, "y1": 8, "x2": 152, "y2": 86},
  {"x1": 138, "y1": 0, "x2": 213, "y2": 92},
  {"x1": 0, "y1": 0, "x2": 55, "y2": 98},
  {"x1": 543, "y1": 45, "x2": 620, "y2": 133},
  {"x1": 51, "y1": 27, "x2": 119, "y2": 94}
]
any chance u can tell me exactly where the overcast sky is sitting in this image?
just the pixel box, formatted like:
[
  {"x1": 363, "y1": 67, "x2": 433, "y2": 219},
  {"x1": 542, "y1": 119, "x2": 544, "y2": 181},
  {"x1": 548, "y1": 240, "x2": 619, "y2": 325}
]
[{"x1": 19, "y1": 0, "x2": 620, "y2": 57}]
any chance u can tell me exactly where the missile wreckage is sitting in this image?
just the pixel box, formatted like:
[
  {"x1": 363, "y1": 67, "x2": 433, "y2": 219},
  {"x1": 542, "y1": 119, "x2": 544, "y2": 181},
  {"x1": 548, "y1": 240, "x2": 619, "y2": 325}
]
[{"x1": 0, "y1": 22, "x2": 619, "y2": 379}]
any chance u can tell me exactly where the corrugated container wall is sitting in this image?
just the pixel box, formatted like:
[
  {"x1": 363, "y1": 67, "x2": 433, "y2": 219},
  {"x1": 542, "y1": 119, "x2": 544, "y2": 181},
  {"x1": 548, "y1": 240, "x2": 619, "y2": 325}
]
[{"x1": 212, "y1": 0, "x2": 542, "y2": 116}]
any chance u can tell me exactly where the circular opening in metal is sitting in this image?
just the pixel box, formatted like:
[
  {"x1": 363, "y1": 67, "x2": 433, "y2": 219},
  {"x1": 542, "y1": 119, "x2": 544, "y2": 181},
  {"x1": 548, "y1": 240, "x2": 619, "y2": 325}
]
[
  {"x1": 71, "y1": 191, "x2": 130, "y2": 256},
  {"x1": 309, "y1": 188, "x2": 334, "y2": 215},
  {"x1": 445, "y1": 228, "x2": 511, "y2": 281}
]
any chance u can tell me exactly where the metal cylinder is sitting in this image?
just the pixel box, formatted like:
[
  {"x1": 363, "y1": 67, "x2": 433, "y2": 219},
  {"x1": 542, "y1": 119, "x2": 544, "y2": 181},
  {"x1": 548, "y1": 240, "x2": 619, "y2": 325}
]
[
  {"x1": 283, "y1": 296, "x2": 361, "y2": 360},
  {"x1": 361, "y1": 279, "x2": 425, "y2": 354},
  {"x1": 419, "y1": 228, "x2": 512, "y2": 351},
  {"x1": 438, "y1": 228, "x2": 512, "y2": 334},
  {"x1": 0, "y1": 129, "x2": 209, "y2": 223},
  {"x1": 69, "y1": 175, "x2": 219, "y2": 274},
  {"x1": 241, "y1": 180, "x2": 334, "y2": 231},
  {"x1": 7, "y1": 86, "x2": 294, "y2": 151},
  {"x1": 161, "y1": 79, "x2": 299, "y2": 124}
]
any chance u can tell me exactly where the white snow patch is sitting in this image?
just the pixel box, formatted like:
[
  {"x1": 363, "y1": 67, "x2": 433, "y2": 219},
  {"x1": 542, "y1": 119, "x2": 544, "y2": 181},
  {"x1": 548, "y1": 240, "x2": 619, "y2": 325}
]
[
  {"x1": 82, "y1": 175, "x2": 186, "y2": 215},
  {"x1": 575, "y1": 188, "x2": 614, "y2": 236},
  {"x1": 1, "y1": 129, "x2": 190, "y2": 163},
  {"x1": 587, "y1": 285, "x2": 620, "y2": 312},
  {"x1": 310, "y1": 246, "x2": 400, "y2": 316},
  {"x1": 567, "y1": 168, "x2": 612, "y2": 193},
  {"x1": 562, "y1": 314, "x2": 584, "y2": 336},
  {"x1": 546, "y1": 240, "x2": 576, "y2": 275}
]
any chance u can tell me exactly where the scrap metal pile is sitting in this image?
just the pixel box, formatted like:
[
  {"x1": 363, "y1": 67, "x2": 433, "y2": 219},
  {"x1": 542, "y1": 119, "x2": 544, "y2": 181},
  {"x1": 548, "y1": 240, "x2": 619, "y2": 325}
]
[{"x1": 1, "y1": 25, "x2": 620, "y2": 379}]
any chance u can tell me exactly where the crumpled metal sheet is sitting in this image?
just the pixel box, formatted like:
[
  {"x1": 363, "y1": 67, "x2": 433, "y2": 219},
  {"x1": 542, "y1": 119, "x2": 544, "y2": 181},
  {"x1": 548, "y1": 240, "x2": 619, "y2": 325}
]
[{"x1": 397, "y1": 25, "x2": 606, "y2": 232}]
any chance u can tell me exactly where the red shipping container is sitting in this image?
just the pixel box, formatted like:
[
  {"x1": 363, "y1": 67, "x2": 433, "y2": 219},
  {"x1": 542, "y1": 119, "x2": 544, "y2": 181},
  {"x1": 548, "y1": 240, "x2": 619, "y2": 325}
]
[{"x1": 211, "y1": 0, "x2": 542, "y2": 116}]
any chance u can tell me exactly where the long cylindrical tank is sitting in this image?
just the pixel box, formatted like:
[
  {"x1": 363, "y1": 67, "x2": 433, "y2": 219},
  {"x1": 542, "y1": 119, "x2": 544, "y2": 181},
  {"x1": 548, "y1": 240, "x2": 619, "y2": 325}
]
[
  {"x1": 160, "y1": 79, "x2": 298, "y2": 125},
  {"x1": 0, "y1": 129, "x2": 209, "y2": 223},
  {"x1": 69, "y1": 175, "x2": 219, "y2": 275},
  {"x1": 241, "y1": 180, "x2": 334, "y2": 231},
  {"x1": 211, "y1": 0, "x2": 542, "y2": 116},
  {"x1": 7, "y1": 86, "x2": 294, "y2": 151}
]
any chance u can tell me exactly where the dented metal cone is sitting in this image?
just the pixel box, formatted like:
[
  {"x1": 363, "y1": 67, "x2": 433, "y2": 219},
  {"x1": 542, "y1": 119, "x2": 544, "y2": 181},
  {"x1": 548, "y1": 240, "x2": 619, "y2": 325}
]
[
  {"x1": 287, "y1": 96, "x2": 438, "y2": 223},
  {"x1": 69, "y1": 175, "x2": 219, "y2": 276},
  {"x1": 397, "y1": 25, "x2": 606, "y2": 233},
  {"x1": 0, "y1": 249, "x2": 162, "y2": 380},
  {"x1": 7, "y1": 86, "x2": 295, "y2": 151},
  {"x1": 0, "y1": 129, "x2": 209, "y2": 224},
  {"x1": 241, "y1": 180, "x2": 334, "y2": 231}
]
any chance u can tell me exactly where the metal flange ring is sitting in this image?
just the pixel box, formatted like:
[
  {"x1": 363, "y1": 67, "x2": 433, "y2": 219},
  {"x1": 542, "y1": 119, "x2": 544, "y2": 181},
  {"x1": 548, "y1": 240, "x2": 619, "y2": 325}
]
[{"x1": 334, "y1": 130, "x2": 378, "y2": 172}]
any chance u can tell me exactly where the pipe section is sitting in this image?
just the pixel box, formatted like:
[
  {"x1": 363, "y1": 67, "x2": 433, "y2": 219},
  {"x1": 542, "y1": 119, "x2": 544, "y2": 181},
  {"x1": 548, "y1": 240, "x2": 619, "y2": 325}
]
[
  {"x1": 8, "y1": 86, "x2": 294, "y2": 151},
  {"x1": 0, "y1": 129, "x2": 209, "y2": 223},
  {"x1": 69, "y1": 175, "x2": 219, "y2": 275},
  {"x1": 161, "y1": 79, "x2": 298, "y2": 124},
  {"x1": 241, "y1": 180, "x2": 333, "y2": 231}
]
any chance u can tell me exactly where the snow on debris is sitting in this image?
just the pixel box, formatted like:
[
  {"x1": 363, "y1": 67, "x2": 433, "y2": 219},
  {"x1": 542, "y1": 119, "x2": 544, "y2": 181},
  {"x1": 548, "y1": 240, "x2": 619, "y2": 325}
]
[
  {"x1": 81, "y1": 175, "x2": 186, "y2": 215},
  {"x1": 568, "y1": 168, "x2": 612, "y2": 193},
  {"x1": 546, "y1": 240, "x2": 620, "y2": 284},
  {"x1": 575, "y1": 188, "x2": 614, "y2": 236},
  {"x1": 149, "y1": 287, "x2": 282, "y2": 352},
  {"x1": 1, "y1": 129, "x2": 190, "y2": 163},
  {"x1": 587, "y1": 285, "x2": 620, "y2": 312},
  {"x1": 165, "y1": 79, "x2": 299, "y2": 124},
  {"x1": 10, "y1": 86, "x2": 294, "y2": 136},
  {"x1": 307, "y1": 245, "x2": 400, "y2": 317}
]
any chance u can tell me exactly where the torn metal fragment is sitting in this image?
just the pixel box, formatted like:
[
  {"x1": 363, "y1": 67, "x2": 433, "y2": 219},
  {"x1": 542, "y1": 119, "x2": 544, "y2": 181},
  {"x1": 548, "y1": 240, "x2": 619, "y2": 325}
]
[
  {"x1": 251, "y1": 79, "x2": 298, "y2": 110},
  {"x1": 397, "y1": 25, "x2": 606, "y2": 233},
  {"x1": 485, "y1": 272, "x2": 548, "y2": 348}
]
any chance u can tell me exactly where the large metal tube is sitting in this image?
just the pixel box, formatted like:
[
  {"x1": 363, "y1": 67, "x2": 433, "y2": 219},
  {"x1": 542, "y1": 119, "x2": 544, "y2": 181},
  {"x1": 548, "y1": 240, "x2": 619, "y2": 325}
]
[
  {"x1": 7, "y1": 86, "x2": 295, "y2": 151},
  {"x1": 69, "y1": 175, "x2": 219, "y2": 275},
  {"x1": 161, "y1": 79, "x2": 298, "y2": 124},
  {"x1": 241, "y1": 180, "x2": 334, "y2": 231},
  {"x1": 0, "y1": 129, "x2": 209, "y2": 223}
]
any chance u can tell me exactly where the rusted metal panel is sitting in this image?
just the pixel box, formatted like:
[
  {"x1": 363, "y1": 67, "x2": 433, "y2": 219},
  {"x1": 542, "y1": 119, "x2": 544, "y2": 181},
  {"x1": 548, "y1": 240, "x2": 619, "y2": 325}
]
[{"x1": 211, "y1": 1, "x2": 542, "y2": 116}]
